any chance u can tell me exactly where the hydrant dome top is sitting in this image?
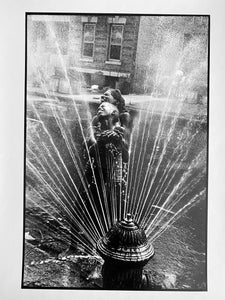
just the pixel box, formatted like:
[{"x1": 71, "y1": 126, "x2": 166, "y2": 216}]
[{"x1": 97, "y1": 214, "x2": 154, "y2": 265}]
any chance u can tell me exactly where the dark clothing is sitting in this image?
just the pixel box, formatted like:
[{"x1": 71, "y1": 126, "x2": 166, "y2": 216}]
[
  {"x1": 92, "y1": 111, "x2": 131, "y2": 132},
  {"x1": 84, "y1": 127, "x2": 128, "y2": 228}
]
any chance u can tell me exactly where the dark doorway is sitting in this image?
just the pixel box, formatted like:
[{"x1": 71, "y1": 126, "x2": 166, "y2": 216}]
[{"x1": 105, "y1": 76, "x2": 118, "y2": 88}]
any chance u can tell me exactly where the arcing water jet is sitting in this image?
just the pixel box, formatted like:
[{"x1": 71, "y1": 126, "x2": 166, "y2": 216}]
[{"x1": 24, "y1": 15, "x2": 207, "y2": 289}]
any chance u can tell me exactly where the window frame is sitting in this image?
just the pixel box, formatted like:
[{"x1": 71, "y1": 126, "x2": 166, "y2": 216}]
[
  {"x1": 108, "y1": 24, "x2": 124, "y2": 61},
  {"x1": 54, "y1": 21, "x2": 70, "y2": 55},
  {"x1": 82, "y1": 23, "x2": 96, "y2": 58}
]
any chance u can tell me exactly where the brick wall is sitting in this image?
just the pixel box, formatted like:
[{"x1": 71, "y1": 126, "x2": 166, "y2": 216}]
[{"x1": 68, "y1": 15, "x2": 140, "y2": 75}]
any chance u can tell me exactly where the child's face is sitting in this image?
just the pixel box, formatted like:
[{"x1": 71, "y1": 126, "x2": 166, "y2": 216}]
[
  {"x1": 97, "y1": 102, "x2": 118, "y2": 117},
  {"x1": 101, "y1": 90, "x2": 117, "y2": 105}
]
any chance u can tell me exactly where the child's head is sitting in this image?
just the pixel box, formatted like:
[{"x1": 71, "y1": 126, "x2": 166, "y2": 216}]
[
  {"x1": 97, "y1": 102, "x2": 119, "y2": 124},
  {"x1": 101, "y1": 89, "x2": 126, "y2": 113}
]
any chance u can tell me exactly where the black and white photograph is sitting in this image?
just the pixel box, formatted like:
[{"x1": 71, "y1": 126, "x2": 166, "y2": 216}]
[
  {"x1": 3, "y1": 0, "x2": 225, "y2": 299},
  {"x1": 21, "y1": 13, "x2": 209, "y2": 290}
]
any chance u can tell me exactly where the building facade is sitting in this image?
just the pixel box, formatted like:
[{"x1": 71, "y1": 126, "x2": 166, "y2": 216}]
[
  {"x1": 133, "y1": 16, "x2": 208, "y2": 99},
  {"x1": 28, "y1": 14, "x2": 208, "y2": 99},
  {"x1": 28, "y1": 14, "x2": 140, "y2": 94}
]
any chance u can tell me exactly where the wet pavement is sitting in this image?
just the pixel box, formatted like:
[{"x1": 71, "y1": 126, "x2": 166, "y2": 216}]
[{"x1": 23, "y1": 216, "x2": 206, "y2": 290}]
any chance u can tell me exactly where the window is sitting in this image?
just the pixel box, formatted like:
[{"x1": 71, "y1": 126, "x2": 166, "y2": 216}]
[
  {"x1": 34, "y1": 21, "x2": 47, "y2": 40},
  {"x1": 54, "y1": 22, "x2": 69, "y2": 55},
  {"x1": 109, "y1": 25, "x2": 123, "y2": 60},
  {"x1": 31, "y1": 21, "x2": 46, "y2": 52},
  {"x1": 183, "y1": 33, "x2": 192, "y2": 48},
  {"x1": 82, "y1": 24, "x2": 95, "y2": 57}
]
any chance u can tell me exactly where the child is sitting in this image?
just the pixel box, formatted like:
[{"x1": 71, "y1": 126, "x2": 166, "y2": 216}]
[{"x1": 84, "y1": 102, "x2": 128, "y2": 227}]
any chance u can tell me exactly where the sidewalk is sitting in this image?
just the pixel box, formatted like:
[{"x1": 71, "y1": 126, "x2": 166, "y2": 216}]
[{"x1": 27, "y1": 87, "x2": 208, "y2": 122}]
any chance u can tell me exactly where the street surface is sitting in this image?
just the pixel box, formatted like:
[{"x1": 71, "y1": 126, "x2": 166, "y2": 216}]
[{"x1": 27, "y1": 87, "x2": 207, "y2": 121}]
